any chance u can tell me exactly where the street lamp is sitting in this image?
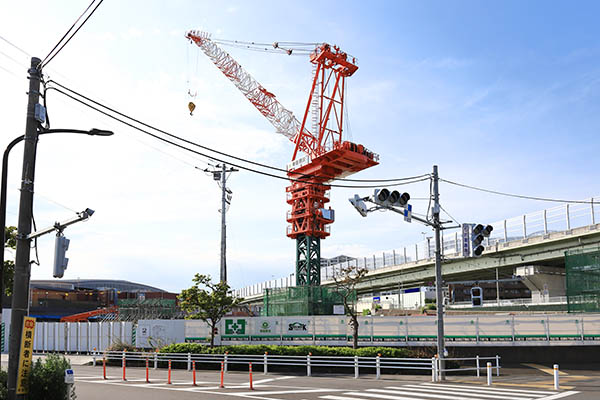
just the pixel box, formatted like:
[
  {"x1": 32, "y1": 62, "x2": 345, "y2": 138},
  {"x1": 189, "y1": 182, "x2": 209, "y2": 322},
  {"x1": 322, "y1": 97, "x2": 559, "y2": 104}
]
[{"x1": 0, "y1": 128, "x2": 113, "y2": 367}]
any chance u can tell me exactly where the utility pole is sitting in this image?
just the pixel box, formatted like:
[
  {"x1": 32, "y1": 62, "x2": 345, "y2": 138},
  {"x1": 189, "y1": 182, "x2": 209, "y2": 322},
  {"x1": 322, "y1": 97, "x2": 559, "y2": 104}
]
[
  {"x1": 432, "y1": 164, "x2": 445, "y2": 379},
  {"x1": 203, "y1": 163, "x2": 238, "y2": 283},
  {"x1": 8, "y1": 57, "x2": 42, "y2": 400}
]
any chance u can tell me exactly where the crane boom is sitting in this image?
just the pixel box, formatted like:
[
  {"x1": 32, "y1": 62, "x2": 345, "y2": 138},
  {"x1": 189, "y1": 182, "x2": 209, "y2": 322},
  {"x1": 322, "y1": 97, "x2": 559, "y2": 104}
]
[{"x1": 186, "y1": 31, "x2": 307, "y2": 143}]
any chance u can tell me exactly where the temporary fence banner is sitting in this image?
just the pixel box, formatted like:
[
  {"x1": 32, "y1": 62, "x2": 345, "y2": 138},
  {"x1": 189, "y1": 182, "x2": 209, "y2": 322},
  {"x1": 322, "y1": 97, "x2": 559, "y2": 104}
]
[
  {"x1": 184, "y1": 320, "x2": 212, "y2": 344},
  {"x1": 135, "y1": 319, "x2": 185, "y2": 348},
  {"x1": 281, "y1": 317, "x2": 313, "y2": 342},
  {"x1": 315, "y1": 316, "x2": 346, "y2": 344},
  {"x1": 251, "y1": 317, "x2": 282, "y2": 342}
]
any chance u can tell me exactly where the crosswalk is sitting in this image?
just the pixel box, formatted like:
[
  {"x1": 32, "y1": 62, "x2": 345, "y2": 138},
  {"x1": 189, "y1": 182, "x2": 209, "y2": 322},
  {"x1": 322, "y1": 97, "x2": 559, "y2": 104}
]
[{"x1": 320, "y1": 383, "x2": 580, "y2": 400}]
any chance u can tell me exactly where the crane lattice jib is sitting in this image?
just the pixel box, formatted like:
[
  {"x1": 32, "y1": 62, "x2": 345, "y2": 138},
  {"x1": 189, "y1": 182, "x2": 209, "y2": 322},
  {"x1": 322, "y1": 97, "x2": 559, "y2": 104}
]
[{"x1": 187, "y1": 31, "x2": 316, "y2": 154}]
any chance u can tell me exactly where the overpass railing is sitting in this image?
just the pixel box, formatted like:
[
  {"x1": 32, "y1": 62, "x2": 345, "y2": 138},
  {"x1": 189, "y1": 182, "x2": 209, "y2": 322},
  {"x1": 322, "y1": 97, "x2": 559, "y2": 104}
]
[{"x1": 235, "y1": 198, "x2": 599, "y2": 298}]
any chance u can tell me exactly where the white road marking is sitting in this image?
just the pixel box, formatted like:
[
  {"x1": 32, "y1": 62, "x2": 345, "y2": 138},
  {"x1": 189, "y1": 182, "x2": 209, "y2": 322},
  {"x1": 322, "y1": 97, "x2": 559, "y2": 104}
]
[
  {"x1": 420, "y1": 383, "x2": 557, "y2": 395},
  {"x1": 539, "y1": 392, "x2": 580, "y2": 400},
  {"x1": 393, "y1": 385, "x2": 537, "y2": 399}
]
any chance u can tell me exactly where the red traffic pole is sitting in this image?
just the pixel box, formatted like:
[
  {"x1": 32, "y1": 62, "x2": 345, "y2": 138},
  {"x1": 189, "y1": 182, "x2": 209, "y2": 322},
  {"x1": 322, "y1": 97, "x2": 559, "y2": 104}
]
[
  {"x1": 103, "y1": 357, "x2": 106, "y2": 380},
  {"x1": 192, "y1": 360, "x2": 196, "y2": 386},
  {"x1": 122, "y1": 353, "x2": 126, "y2": 381},
  {"x1": 146, "y1": 358, "x2": 150, "y2": 383},
  {"x1": 168, "y1": 360, "x2": 172, "y2": 384},
  {"x1": 220, "y1": 361, "x2": 225, "y2": 388},
  {"x1": 249, "y1": 362, "x2": 253, "y2": 390}
]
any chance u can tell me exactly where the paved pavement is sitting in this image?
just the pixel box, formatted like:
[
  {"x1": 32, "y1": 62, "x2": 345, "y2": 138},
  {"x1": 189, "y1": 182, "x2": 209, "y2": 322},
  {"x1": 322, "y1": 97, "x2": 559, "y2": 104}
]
[{"x1": 68, "y1": 364, "x2": 599, "y2": 400}]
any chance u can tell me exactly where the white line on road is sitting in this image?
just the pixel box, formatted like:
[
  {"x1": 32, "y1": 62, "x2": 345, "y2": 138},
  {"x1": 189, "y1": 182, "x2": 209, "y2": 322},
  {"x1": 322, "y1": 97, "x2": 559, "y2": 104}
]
[
  {"x1": 393, "y1": 385, "x2": 537, "y2": 399},
  {"x1": 420, "y1": 383, "x2": 557, "y2": 395}
]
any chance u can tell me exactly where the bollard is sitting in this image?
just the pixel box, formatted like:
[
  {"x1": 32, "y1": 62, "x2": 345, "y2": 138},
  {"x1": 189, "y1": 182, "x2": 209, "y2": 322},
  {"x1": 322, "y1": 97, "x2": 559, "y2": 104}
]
[
  {"x1": 145, "y1": 358, "x2": 150, "y2": 383},
  {"x1": 476, "y1": 355, "x2": 480, "y2": 378},
  {"x1": 154, "y1": 350, "x2": 158, "y2": 370},
  {"x1": 192, "y1": 360, "x2": 197, "y2": 386},
  {"x1": 249, "y1": 362, "x2": 254, "y2": 390},
  {"x1": 376, "y1": 354, "x2": 381, "y2": 380},
  {"x1": 553, "y1": 364, "x2": 560, "y2": 390},
  {"x1": 168, "y1": 360, "x2": 172, "y2": 384},
  {"x1": 220, "y1": 361, "x2": 225, "y2": 388},
  {"x1": 431, "y1": 357, "x2": 437, "y2": 382},
  {"x1": 264, "y1": 352, "x2": 268, "y2": 375},
  {"x1": 495, "y1": 355, "x2": 500, "y2": 377},
  {"x1": 122, "y1": 351, "x2": 126, "y2": 381},
  {"x1": 224, "y1": 352, "x2": 229, "y2": 373},
  {"x1": 354, "y1": 355, "x2": 359, "y2": 379},
  {"x1": 307, "y1": 353, "x2": 312, "y2": 377},
  {"x1": 486, "y1": 362, "x2": 492, "y2": 386},
  {"x1": 103, "y1": 357, "x2": 106, "y2": 380},
  {"x1": 187, "y1": 352, "x2": 191, "y2": 371}
]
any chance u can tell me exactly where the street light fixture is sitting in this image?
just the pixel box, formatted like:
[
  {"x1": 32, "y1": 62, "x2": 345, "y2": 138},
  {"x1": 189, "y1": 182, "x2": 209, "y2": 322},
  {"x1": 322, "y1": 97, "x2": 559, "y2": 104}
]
[{"x1": 0, "y1": 128, "x2": 113, "y2": 367}]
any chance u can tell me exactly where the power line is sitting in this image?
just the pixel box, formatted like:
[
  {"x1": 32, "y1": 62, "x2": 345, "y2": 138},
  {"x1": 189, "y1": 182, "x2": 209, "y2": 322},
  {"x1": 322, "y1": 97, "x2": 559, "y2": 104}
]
[
  {"x1": 46, "y1": 85, "x2": 430, "y2": 189},
  {"x1": 47, "y1": 79, "x2": 430, "y2": 184},
  {"x1": 40, "y1": 0, "x2": 104, "y2": 68},
  {"x1": 441, "y1": 178, "x2": 599, "y2": 204},
  {"x1": 0, "y1": 35, "x2": 30, "y2": 57}
]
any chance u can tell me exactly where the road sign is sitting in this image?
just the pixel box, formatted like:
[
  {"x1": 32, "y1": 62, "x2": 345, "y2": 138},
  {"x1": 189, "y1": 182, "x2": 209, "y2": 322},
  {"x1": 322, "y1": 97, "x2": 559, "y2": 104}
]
[
  {"x1": 16, "y1": 316, "x2": 36, "y2": 394},
  {"x1": 404, "y1": 204, "x2": 412, "y2": 223}
]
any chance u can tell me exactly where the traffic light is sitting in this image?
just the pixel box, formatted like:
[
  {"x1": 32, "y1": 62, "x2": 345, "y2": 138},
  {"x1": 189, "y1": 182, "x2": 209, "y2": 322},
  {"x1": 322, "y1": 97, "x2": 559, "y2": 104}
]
[
  {"x1": 471, "y1": 286, "x2": 483, "y2": 307},
  {"x1": 213, "y1": 326, "x2": 219, "y2": 335},
  {"x1": 471, "y1": 224, "x2": 493, "y2": 257},
  {"x1": 349, "y1": 194, "x2": 368, "y2": 217},
  {"x1": 373, "y1": 188, "x2": 410, "y2": 207},
  {"x1": 53, "y1": 234, "x2": 70, "y2": 278}
]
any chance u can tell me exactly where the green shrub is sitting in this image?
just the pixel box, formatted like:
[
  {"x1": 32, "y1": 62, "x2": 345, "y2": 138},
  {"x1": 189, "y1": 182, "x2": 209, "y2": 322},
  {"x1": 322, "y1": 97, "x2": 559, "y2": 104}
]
[
  {"x1": 28, "y1": 354, "x2": 76, "y2": 400},
  {"x1": 159, "y1": 343, "x2": 414, "y2": 358},
  {"x1": 0, "y1": 369, "x2": 7, "y2": 400}
]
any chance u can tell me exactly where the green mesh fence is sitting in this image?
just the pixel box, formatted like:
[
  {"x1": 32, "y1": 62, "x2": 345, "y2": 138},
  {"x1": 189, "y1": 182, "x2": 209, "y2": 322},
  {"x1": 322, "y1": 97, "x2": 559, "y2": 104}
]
[
  {"x1": 566, "y1": 248, "x2": 600, "y2": 313},
  {"x1": 262, "y1": 286, "x2": 355, "y2": 316}
]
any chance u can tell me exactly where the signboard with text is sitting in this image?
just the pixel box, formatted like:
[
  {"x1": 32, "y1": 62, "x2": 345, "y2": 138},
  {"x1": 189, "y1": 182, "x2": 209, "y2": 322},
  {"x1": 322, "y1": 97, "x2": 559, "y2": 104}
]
[{"x1": 16, "y1": 316, "x2": 36, "y2": 394}]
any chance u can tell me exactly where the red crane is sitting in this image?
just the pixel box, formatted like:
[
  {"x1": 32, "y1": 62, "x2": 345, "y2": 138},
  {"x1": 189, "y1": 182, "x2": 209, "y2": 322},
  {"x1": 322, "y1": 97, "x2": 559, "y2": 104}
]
[{"x1": 186, "y1": 31, "x2": 378, "y2": 286}]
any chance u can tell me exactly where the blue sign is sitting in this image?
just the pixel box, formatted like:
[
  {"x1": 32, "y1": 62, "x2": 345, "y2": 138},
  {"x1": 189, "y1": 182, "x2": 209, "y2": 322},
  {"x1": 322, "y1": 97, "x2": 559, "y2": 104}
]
[{"x1": 404, "y1": 204, "x2": 412, "y2": 223}]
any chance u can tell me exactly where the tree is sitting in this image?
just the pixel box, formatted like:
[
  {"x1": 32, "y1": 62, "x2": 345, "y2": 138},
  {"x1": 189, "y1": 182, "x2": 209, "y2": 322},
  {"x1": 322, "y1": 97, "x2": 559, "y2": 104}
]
[
  {"x1": 3, "y1": 226, "x2": 17, "y2": 296},
  {"x1": 332, "y1": 264, "x2": 368, "y2": 349},
  {"x1": 178, "y1": 274, "x2": 241, "y2": 347}
]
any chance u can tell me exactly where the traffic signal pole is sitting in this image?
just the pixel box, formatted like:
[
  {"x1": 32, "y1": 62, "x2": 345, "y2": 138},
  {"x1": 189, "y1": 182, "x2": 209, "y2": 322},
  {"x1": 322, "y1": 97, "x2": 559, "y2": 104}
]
[
  {"x1": 8, "y1": 57, "x2": 42, "y2": 400},
  {"x1": 432, "y1": 165, "x2": 445, "y2": 379}
]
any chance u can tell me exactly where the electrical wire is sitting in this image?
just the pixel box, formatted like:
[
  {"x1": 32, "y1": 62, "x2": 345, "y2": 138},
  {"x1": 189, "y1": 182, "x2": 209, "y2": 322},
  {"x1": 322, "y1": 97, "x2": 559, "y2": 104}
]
[
  {"x1": 0, "y1": 35, "x2": 30, "y2": 57},
  {"x1": 441, "y1": 178, "x2": 599, "y2": 204},
  {"x1": 40, "y1": 0, "x2": 104, "y2": 69},
  {"x1": 46, "y1": 86, "x2": 430, "y2": 189},
  {"x1": 47, "y1": 79, "x2": 430, "y2": 184},
  {"x1": 439, "y1": 203, "x2": 461, "y2": 225}
]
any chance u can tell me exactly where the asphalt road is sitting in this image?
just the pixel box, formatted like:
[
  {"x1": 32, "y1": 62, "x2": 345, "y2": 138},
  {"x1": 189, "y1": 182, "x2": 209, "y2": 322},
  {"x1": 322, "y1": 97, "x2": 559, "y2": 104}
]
[{"x1": 70, "y1": 364, "x2": 600, "y2": 400}]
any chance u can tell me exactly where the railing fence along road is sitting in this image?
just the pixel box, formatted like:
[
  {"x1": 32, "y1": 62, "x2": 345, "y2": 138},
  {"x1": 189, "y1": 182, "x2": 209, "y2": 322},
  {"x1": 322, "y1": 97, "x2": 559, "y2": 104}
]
[
  {"x1": 94, "y1": 350, "x2": 501, "y2": 382},
  {"x1": 236, "y1": 199, "x2": 600, "y2": 298}
]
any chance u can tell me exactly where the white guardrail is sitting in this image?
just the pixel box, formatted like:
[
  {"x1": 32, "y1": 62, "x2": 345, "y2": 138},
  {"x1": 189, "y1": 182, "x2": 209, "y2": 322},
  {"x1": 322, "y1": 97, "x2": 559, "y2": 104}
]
[
  {"x1": 92, "y1": 350, "x2": 500, "y2": 381},
  {"x1": 235, "y1": 198, "x2": 600, "y2": 298}
]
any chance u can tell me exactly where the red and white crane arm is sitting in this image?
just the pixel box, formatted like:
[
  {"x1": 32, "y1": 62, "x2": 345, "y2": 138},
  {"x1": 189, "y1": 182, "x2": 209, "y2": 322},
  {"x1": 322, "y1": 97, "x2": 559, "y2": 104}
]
[{"x1": 186, "y1": 31, "x2": 309, "y2": 144}]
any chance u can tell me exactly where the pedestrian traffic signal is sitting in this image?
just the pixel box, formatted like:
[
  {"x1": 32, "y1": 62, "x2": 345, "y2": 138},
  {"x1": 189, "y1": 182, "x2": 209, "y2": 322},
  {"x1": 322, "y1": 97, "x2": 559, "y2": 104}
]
[
  {"x1": 53, "y1": 234, "x2": 70, "y2": 278},
  {"x1": 373, "y1": 189, "x2": 410, "y2": 207},
  {"x1": 471, "y1": 224, "x2": 493, "y2": 257}
]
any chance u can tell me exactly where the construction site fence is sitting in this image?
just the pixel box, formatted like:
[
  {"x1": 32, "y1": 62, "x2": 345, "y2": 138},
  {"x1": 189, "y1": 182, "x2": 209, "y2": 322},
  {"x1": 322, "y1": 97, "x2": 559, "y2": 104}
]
[
  {"x1": 3, "y1": 313, "x2": 599, "y2": 354},
  {"x1": 93, "y1": 350, "x2": 500, "y2": 380}
]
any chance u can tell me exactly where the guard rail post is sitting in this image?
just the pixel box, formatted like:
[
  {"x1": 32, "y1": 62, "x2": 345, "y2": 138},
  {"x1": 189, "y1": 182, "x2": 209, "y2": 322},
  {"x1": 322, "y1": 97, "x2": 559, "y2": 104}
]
[
  {"x1": 495, "y1": 355, "x2": 500, "y2": 377},
  {"x1": 376, "y1": 354, "x2": 381, "y2": 379},
  {"x1": 354, "y1": 355, "x2": 359, "y2": 379},
  {"x1": 92, "y1": 351, "x2": 97, "y2": 367},
  {"x1": 224, "y1": 351, "x2": 229, "y2": 373},
  {"x1": 307, "y1": 353, "x2": 312, "y2": 377},
  {"x1": 187, "y1": 352, "x2": 191, "y2": 371},
  {"x1": 486, "y1": 362, "x2": 492, "y2": 386},
  {"x1": 554, "y1": 364, "x2": 560, "y2": 390},
  {"x1": 264, "y1": 352, "x2": 268, "y2": 375},
  {"x1": 431, "y1": 357, "x2": 437, "y2": 382},
  {"x1": 476, "y1": 355, "x2": 480, "y2": 377}
]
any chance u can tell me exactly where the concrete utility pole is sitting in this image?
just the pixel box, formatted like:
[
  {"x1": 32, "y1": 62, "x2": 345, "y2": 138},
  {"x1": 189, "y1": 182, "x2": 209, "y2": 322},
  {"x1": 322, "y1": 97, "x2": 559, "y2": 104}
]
[
  {"x1": 8, "y1": 57, "x2": 42, "y2": 400},
  {"x1": 432, "y1": 164, "x2": 446, "y2": 379},
  {"x1": 203, "y1": 164, "x2": 238, "y2": 283}
]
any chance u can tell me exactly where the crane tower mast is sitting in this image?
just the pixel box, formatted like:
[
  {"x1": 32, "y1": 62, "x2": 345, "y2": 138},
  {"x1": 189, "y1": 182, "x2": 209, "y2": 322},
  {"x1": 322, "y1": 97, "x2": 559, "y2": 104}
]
[{"x1": 187, "y1": 31, "x2": 378, "y2": 287}]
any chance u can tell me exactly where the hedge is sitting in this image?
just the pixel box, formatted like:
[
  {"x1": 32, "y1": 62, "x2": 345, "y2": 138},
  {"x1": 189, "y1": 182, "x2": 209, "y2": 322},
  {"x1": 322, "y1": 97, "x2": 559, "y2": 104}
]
[{"x1": 159, "y1": 344, "x2": 417, "y2": 358}]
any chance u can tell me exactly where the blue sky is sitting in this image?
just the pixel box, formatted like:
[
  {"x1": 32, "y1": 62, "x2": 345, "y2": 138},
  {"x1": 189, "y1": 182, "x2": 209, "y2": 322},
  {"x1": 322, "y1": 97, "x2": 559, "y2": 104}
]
[{"x1": 0, "y1": 1, "x2": 599, "y2": 292}]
